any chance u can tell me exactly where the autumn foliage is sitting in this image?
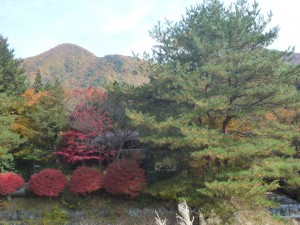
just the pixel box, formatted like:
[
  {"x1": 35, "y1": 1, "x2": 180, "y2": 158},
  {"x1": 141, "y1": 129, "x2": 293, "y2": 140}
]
[
  {"x1": 21, "y1": 88, "x2": 48, "y2": 106},
  {"x1": 0, "y1": 172, "x2": 25, "y2": 196},
  {"x1": 70, "y1": 104, "x2": 112, "y2": 135},
  {"x1": 104, "y1": 160, "x2": 146, "y2": 197},
  {"x1": 68, "y1": 166, "x2": 104, "y2": 196},
  {"x1": 55, "y1": 103, "x2": 113, "y2": 166},
  {"x1": 66, "y1": 86, "x2": 107, "y2": 111},
  {"x1": 55, "y1": 131, "x2": 100, "y2": 164},
  {"x1": 28, "y1": 169, "x2": 67, "y2": 197},
  {"x1": 13, "y1": 89, "x2": 49, "y2": 138}
]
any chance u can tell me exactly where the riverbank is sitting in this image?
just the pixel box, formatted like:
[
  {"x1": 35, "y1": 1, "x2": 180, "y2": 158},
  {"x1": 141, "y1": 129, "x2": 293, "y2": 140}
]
[
  {"x1": 0, "y1": 195, "x2": 176, "y2": 225},
  {"x1": 0, "y1": 193, "x2": 298, "y2": 224}
]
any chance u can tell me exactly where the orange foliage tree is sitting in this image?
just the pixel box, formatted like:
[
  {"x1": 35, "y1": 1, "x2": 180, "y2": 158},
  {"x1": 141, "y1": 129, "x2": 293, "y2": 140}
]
[{"x1": 13, "y1": 83, "x2": 67, "y2": 168}]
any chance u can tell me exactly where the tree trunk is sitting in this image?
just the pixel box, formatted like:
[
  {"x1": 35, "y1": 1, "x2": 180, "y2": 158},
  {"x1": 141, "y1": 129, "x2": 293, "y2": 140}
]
[
  {"x1": 116, "y1": 140, "x2": 125, "y2": 161},
  {"x1": 222, "y1": 116, "x2": 233, "y2": 134},
  {"x1": 99, "y1": 150, "x2": 102, "y2": 171},
  {"x1": 197, "y1": 116, "x2": 203, "y2": 127}
]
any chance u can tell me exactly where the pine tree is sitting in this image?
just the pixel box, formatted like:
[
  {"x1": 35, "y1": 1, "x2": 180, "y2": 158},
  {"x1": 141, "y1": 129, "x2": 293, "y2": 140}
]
[
  {"x1": 33, "y1": 68, "x2": 43, "y2": 93},
  {"x1": 126, "y1": 0, "x2": 300, "y2": 216},
  {"x1": 29, "y1": 79, "x2": 67, "y2": 151},
  {"x1": 0, "y1": 35, "x2": 26, "y2": 96},
  {"x1": 0, "y1": 94, "x2": 25, "y2": 171},
  {"x1": 0, "y1": 35, "x2": 27, "y2": 171}
]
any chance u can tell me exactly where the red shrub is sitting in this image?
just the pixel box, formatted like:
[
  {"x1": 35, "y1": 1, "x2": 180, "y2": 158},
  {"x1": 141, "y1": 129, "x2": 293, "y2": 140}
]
[
  {"x1": 28, "y1": 169, "x2": 67, "y2": 197},
  {"x1": 0, "y1": 172, "x2": 25, "y2": 196},
  {"x1": 69, "y1": 166, "x2": 104, "y2": 196},
  {"x1": 104, "y1": 160, "x2": 146, "y2": 197}
]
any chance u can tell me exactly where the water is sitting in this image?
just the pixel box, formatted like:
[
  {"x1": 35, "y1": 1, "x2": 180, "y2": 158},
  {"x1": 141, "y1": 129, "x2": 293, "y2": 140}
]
[{"x1": 268, "y1": 192, "x2": 300, "y2": 220}]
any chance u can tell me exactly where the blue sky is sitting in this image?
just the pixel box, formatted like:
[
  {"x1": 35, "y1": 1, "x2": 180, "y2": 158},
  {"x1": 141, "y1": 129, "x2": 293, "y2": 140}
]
[{"x1": 1, "y1": 0, "x2": 299, "y2": 58}]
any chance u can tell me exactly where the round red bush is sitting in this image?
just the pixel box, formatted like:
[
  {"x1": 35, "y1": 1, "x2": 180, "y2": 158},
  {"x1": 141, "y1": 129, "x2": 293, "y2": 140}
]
[
  {"x1": 28, "y1": 169, "x2": 67, "y2": 197},
  {"x1": 69, "y1": 166, "x2": 104, "y2": 196},
  {"x1": 104, "y1": 160, "x2": 146, "y2": 197},
  {"x1": 0, "y1": 172, "x2": 25, "y2": 196}
]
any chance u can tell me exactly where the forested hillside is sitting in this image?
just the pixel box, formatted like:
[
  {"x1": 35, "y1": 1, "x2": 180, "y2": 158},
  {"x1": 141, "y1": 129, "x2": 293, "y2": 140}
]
[
  {"x1": 22, "y1": 43, "x2": 147, "y2": 88},
  {"x1": 21, "y1": 44, "x2": 300, "y2": 90}
]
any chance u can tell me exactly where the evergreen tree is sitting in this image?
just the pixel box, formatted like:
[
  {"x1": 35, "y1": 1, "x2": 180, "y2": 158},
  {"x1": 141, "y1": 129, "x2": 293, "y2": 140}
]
[
  {"x1": 0, "y1": 35, "x2": 27, "y2": 171},
  {"x1": 126, "y1": 0, "x2": 300, "y2": 216},
  {"x1": 28, "y1": 79, "x2": 67, "y2": 151},
  {"x1": 14, "y1": 79, "x2": 67, "y2": 169},
  {"x1": 0, "y1": 35, "x2": 26, "y2": 96},
  {"x1": 0, "y1": 94, "x2": 25, "y2": 171},
  {"x1": 33, "y1": 68, "x2": 43, "y2": 93}
]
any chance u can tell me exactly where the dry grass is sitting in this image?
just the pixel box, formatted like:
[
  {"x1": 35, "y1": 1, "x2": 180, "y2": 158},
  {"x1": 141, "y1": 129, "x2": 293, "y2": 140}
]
[{"x1": 234, "y1": 209, "x2": 298, "y2": 225}]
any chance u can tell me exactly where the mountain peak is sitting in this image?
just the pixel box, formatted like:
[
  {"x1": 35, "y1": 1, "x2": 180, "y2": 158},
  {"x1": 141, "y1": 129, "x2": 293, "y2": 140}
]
[
  {"x1": 36, "y1": 43, "x2": 96, "y2": 59},
  {"x1": 22, "y1": 44, "x2": 147, "y2": 88}
]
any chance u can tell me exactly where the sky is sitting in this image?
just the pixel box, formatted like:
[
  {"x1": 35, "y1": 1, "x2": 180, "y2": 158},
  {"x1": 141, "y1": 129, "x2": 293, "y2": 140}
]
[{"x1": 1, "y1": 0, "x2": 299, "y2": 58}]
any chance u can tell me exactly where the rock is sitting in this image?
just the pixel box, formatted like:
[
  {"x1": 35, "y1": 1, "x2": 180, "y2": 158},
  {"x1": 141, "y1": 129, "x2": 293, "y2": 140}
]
[
  {"x1": 97, "y1": 208, "x2": 111, "y2": 217},
  {"x1": 5, "y1": 210, "x2": 18, "y2": 220},
  {"x1": 270, "y1": 205, "x2": 300, "y2": 219},
  {"x1": 127, "y1": 208, "x2": 142, "y2": 217},
  {"x1": 157, "y1": 207, "x2": 171, "y2": 215},
  {"x1": 66, "y1": 210, "x2": 85, "y2": 219},
  {"x1": 17, "y1": 210, "x2": 39, "y2": 220},
  {"x1": 11, "y1": 184, "x2": 27, "y2": 196}
]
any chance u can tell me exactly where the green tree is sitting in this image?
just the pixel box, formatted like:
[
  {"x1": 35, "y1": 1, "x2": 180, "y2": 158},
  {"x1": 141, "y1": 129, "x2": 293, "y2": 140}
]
[
  {"x1": 33, "y1": 68, "x2": 44, "y2": 93},
  {"x1": 14, "y1": 79, "x2": 67, "y2": 170},
  {"x1": 126, "y1": 0, "x2": 300, "y2": 216},
  {"x1": 0, "y1": 35, "x2": 27, "y2": 171},
  {"x1": 0, "y1": 94, "x2": 26, "y2": 171},
  {"x1": 0, "y1": 35, "x2": 26, "y2": 96},
  {"x1": 102, "y1": 82, "x2": 140, "y2": 161},
  {"x1": 31, "y1": 80, "x2": 67, "y2": 150}
]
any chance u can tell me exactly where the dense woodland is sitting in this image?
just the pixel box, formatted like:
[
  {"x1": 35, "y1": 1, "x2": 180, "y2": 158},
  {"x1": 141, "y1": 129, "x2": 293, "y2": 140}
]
[{"x1": 1, "y1": 0, "x2": 300, "y2": 223}]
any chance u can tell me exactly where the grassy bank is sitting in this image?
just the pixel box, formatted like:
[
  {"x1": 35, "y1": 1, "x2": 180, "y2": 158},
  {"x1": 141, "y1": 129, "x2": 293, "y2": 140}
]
[
  {"x1": 0, "y1": 194, "x2": 177, "y2": 225},
  {"x1": 0, "y1": 194, "x2": 297, "y2": 225}
]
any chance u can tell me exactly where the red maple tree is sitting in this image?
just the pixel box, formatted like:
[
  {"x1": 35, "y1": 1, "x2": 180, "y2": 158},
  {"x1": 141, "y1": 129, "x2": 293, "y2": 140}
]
[
  {"x1": 68, "y1": 166, "x2": 104, "y2": 196},
  {"x1": 55, "y1": 104, "x2": 114, "y2": 167},
  {"x1": 0, "y1": 172, "x2": 25, "y2": 200},
  {"x1": 104, "y1": 160, "x2": 146, "y2": 197},
  {"x1": 55, "y1": 130, "x2": 100, "y2": 164},
  {"x1": 70, "y1": 104, "x2": 112, "y2": 136},
  {"x1": 28, "y1": 169, "x2": 67, "y2": 197}
]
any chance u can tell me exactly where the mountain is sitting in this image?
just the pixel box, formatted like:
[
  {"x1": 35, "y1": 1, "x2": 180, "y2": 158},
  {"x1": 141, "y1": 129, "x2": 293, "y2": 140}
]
[
  {"x1": 22, "y1": 44, "x2": 300, "y2": 89},
  {"x1": 288, "y1": 53, "x2": 300, "y2": 64},
  {"x1": 22, "y1": 43, "x2": 147, "y2": 88}
]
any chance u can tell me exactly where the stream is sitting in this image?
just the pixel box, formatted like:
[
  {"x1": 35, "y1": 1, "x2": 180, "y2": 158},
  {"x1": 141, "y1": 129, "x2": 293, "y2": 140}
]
[{"x1": 268, "y1": 192, "x2": 300, "y2": 221}]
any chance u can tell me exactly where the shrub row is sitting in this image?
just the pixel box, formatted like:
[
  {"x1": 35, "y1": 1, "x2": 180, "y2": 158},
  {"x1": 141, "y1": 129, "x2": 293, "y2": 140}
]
[{"x1": 0, "y1": 160, "x2": 146, "y2": 199}]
